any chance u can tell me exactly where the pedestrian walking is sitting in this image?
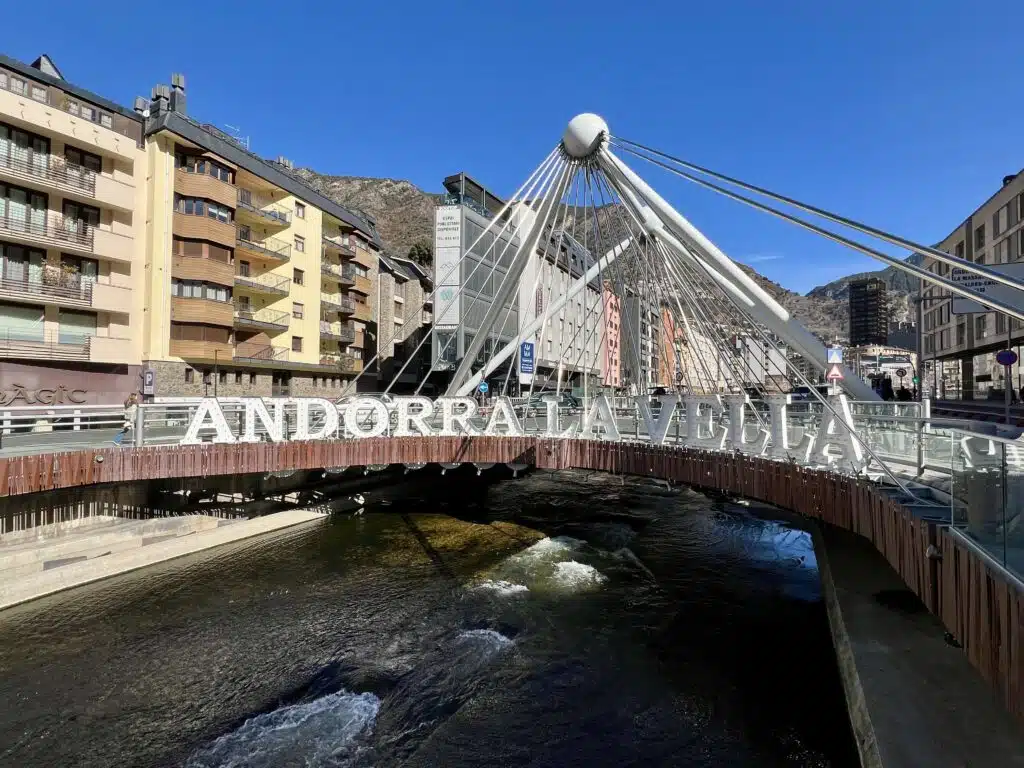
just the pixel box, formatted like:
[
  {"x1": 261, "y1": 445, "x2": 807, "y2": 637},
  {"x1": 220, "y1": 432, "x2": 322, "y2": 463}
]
[{"x1": 113, "y1": 393, "x2": 139, "y2": 446}]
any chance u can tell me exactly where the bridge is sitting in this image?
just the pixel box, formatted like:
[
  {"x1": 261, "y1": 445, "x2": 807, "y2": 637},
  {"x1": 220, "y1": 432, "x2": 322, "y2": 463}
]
[{"x1": 3, "y1": 114, "x2": 1024, "y2": 759}]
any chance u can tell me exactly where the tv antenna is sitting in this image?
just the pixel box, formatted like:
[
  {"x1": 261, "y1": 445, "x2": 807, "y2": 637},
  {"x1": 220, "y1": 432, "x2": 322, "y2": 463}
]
[{"x1": 223, "y1": 124, "x2": 250, "y2": 150}]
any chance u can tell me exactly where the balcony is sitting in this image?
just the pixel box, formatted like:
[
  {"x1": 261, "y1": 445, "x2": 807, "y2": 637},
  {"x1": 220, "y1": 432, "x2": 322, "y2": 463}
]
[
  {"x1": 171, "y1": 296, "x2": 233, "y2": 326},
  {"x1": 173, "y1": 212, "x2": 236, "y2": 250},
  {"x1": 322, "y1": 235, "x2": 355, "y2": 258},
  {"x1": 353, "y1": 301, "x2": 373, "y2": 323},
  {"x1": 172, "y1": 254, "x2": 234, "y2": 285},
  {"x1": 321, "y1": 293, "x2": 355, "y2": 314},
  {"x1": 0, "y1": 211, "x2": 134, "y2": 263},
  {"x1": 175, "y1": 168, "x2": 235, "y2": 210},
  {"x1": 320, "y1": 352, "x2": 361, "y2": 373},
  {"x1": 234, "y1": 342, "x2": 289, "y2": 362},
  {"x1": 233, "y1": 303, "x2": 290, "y2": 332},
  {"x1": 236, "y1": 189, "x2": 290, "y2": 228},
  {"x1": 0, "y1": 272, "x2": 130, "y2": 315},
  {"x1": 0, "y1": 330, "x2": 130, "y2": 363},
  {"x1": 351, "y1": 274, "x2": 372, "y2": 295},
  {"x1": 170, "y1": 339, "x2": 233, "y2": 362},
  {"x1": 319, "y1": 320, "x2": 355, "y2": 343},
  {"x1": 0, "y1": 150, "x2": 135, "y2": 212},
  {"x1": 236, "y1": 230, "x2": 291, "y2": 262},
  {"x1": 320, "y1": 261, "x2": 355, "y2": 284},
  {"x1": 234, "y1": 271, "x2": 291, "y2": 297}
]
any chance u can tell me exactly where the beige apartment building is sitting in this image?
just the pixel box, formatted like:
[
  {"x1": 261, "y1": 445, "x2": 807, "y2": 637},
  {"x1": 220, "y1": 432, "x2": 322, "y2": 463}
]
[
  {"x1": 0, "y1": 52, "x2": 386, "y2": 404},
  {"x1": 920, "y1": 170, "x2": 1024, "y2": 398},
  {"x1": 376, "y1": 252, "x2": 433, "y2": 392},
  {"x1": 0, "y1": 54, "x2": 146, "y2": 405}
]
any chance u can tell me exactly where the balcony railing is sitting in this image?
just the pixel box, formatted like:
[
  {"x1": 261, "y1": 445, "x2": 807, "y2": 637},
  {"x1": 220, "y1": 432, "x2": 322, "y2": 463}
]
[
  {"x1": 0, "y1": 268, "x2": 108, "y2": 306},
  {"x1": 0, "y1": 211, "x2": 93, "y2": 250},
  {"x1": 0, "y1": 328, "x2": 90, "y2": 361},
  {"x1": 237, "y1": 189, "x2": 291, "y2": 226},
  {"x1": 0, "y1": 149, "x2": 98, "y2": 195},
  {"x1": 232, "y1": 304, "x2": 290, "y2": 329},
  {"x1": 319, "y1": 320, "x2": 356, "y2": 343},
  {"x1": 322, "y1": 235, "x2": 356, "y2": 257},
  {"x1": 321, "y1": 293, "x2": 356, "y2": 313},
  {"x1": 236, "y1": 230, "x2": 291, "y2": 261},
  {"x1": 234, "y1": 271, "x2": 291, "y2": 295},
  {"x1": 320, "y1": 352, "x2": 359, "y2": 372},
  {"x1": 234, "y1": 342, "x2": 289, "y2": 362}
]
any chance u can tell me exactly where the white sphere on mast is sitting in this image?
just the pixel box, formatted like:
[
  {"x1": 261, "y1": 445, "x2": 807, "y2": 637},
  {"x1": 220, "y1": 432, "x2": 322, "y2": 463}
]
[{"x1": 562, "y1": 113, "x2": 609, "y2": 158}]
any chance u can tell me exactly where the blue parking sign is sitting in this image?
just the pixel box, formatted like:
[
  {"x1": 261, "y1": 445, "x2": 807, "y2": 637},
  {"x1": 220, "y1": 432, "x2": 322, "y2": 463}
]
[{"x1": 520, "y1": 342, "x2": 535, "y2": 374}]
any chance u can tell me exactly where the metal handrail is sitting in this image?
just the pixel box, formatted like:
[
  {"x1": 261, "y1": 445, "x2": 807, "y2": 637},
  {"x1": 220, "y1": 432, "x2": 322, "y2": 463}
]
[
  {"x1": 233, "y1": 342, "x2": 289, "y2": 361},
  {"x1": 232, "y1": 304, "x2": 290, "y2": 327},
  {"x1": 0, "y1": 271, "x2": 110, "y2": 303},
  {"x1": 0, "y1": 211, "x2": 94, "y2": 249},
  {"x1": 322, "y1": 235, "x2": 356, "y2": 256},
  {"x1": 236, "y1": 189, "x2": 291, "y2": 225},
  {"x1": 0, "y1": 148, "x2": 97, "y2": 194},
  {"x1": 234, "y1": 271, "x2": 291, "y2": 293},
  {"x1": 236, "y1": 231, "x2": 291, "y2": 260},
  {"x1": 321, "y1": 293, "x2": 356, "y2": 312}
]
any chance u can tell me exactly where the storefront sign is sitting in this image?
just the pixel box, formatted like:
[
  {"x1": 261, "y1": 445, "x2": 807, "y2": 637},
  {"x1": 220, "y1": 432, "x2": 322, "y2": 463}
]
[{"x1": 0, "y1": 384, "x2": 88, "y2": 407}]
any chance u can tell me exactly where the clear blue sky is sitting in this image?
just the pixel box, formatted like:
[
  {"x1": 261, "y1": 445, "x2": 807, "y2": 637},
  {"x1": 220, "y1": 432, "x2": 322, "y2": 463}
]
[{"x1": 11, "y1": 1, "x2": 1023, "y2": 293}]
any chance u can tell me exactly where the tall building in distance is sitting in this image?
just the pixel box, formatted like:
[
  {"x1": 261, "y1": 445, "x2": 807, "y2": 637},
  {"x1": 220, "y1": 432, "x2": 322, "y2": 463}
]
[
  {"x1": 376, "y1": 252, "x2": 433, "y2": 393},
  {"x1": 621, "y1": 290, "x2": 660, "y2": 392},
  {"x1": 601, "y1": 281, "x2": 621, "y2": 388},
  {"x1": 848, "y1": 277, "x2": 888, "y2": 346}
]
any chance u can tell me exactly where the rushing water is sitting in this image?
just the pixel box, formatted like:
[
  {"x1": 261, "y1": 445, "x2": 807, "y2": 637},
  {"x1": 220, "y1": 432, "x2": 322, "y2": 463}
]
[{"x1": 0, "y1": 469, "x2": 856, "y2": 767}]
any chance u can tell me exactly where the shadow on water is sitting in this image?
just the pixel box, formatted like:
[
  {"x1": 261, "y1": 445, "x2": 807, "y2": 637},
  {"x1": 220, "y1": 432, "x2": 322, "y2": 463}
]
[{"x1": 0, "y1": 466, "x2": 858, "y2": 767}]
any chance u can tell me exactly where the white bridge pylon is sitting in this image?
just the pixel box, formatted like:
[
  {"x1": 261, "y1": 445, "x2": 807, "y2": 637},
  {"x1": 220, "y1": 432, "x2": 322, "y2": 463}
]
[{"x1": 354, "y1": 112, "x2": 1024, "y2": 410}]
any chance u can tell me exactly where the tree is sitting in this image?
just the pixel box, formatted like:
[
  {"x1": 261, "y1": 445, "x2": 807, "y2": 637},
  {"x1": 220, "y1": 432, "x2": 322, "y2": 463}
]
[{"x1": 408, "y1": 239, "x2": 432, "y2": 268}]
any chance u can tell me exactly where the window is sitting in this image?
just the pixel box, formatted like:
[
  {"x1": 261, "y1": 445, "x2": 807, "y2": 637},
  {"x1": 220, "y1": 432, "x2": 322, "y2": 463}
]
[
  {"x1": 994, "y1": 205, "x2": 1009, "y2": 237},
  {"x1": 975, "y1": 224, "x2": 985, "y2": 250},
  {"x1": 997, "y1": 313, "x2": 1007, "y2": 334},
  {"x1": 66, "y1": 100, "x2": 78, "y2": 116},
  {"x1": 9, "y1": 76, "x2": 26, "y2": 96},
  {"x1": 293, "y1": 302, "x2": 304, "y2": 319},
  {"x1": 238, "y1": 260, "x2": 250, "y2": 277},
  {"x1": 235, "y1": 372, "x2": 242, "y2": 384},
  {"x1": 219, "y1": 371, "x2": 227, "y2": 384},
  {"x1": 171, "y1": 279, "x2": 232, "y2": 302},
  {"x1": 292, "y1": 336, "x2": 303, "y2": 352},
  {"x1": 65, "y1": 146, "x2": 102, "y2": 173},
  {"x1": 295, "y1": 202, "x2": 305, "y2": 219},
  {"x1": 293, "y1": 268, "x2": 304, "y2": 285},
  {"x1": 206, "y1": 202, "x2": 231, "y2": 223},
  {"x1": 30, "y1": 85, "x2": 46, "y2": 103},
  {"x1": 249, "y1": 373, "x2": 257, "y2": 385},
  {"x1": 185, "y1": 368, "x2": 194, "y2": 383},
  {"x1": 955, "y1": 241, "x2": 964, "y2": 259},
  {"x1": 170, "y1": 323, "x2": 231, "y2": 343},
  {"x1": 175, "y1": 151, "x2": 233, "y2": 182},
  {"x1": 976, "y1": 315, "x2": 987, "y2": 339},
  {"x1": 294, "y1": 235, "x2": 305, "y2": 253}
]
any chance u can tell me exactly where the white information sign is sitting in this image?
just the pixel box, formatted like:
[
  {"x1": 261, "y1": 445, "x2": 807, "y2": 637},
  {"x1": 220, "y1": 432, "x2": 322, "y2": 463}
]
[
  {"x1": 950, "y1": 261, "x2": 1024, "y2": 315},
  {"x1": 433, "y1": 206, "x2": 462, "y2": 326}
]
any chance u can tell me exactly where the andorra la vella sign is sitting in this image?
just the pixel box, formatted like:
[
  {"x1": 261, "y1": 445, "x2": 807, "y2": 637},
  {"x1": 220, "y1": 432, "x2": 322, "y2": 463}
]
[{"x1": 180, "y1": 393, "x2": 874, "y2": 472}]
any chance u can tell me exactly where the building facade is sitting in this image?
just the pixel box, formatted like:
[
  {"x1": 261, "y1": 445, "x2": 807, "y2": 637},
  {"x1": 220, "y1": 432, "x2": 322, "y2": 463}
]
[
  {"x1": 431, "y1": 173, "x2": 520, "y2": 390},
  {"x1": 921, "y1": 171, "x2": 1024, "y2": 399},
  {"x1": 849, "y1": 277, "x2": 888, "y2": 346},
  {"x1": 377, "y1": 253, "x2": 433, "y2": 393},
  {"x1": 601, "y1": 281, "x2": 621, "y2": 388},
  {"x1": 0, "y1": 54, "x2": 147, "y2": 405},
  {"x1": 621, "y1": 290, "x2": 660, "y2": 393},
  {"x1": 0, "y1": 53, "x2": 387, "y2": 403}
]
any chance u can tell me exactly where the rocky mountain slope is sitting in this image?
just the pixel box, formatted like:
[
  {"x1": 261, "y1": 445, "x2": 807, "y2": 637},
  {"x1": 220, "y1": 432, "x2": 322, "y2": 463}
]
[{"x1": 296, "y1": 169, "x2": 892, "y2": 340}]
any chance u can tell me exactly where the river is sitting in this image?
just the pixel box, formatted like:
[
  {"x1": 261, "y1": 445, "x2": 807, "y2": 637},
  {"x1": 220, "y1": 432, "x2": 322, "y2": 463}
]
[{"x1": 0, "y1": 469, "x2": 856, "y2": 767}]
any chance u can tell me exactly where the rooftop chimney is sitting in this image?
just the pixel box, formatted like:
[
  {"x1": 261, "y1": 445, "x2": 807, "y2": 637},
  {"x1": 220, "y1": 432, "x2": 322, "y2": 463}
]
[
  {"x1": 1003, "y1": 174, "x2": 1017, "y2": 187},
  {"x1": 276, "y1": 156, "x2": 293, "y2": 169},
  {"x1": 150, "y1": 84, "x2": 170, "y2": 115},
  {"x1": 170, "y1": 73, "x2": 186, "y2": 114},
  {"x1": 132, "y1": 96, "x2": 148, "y2": 116}
]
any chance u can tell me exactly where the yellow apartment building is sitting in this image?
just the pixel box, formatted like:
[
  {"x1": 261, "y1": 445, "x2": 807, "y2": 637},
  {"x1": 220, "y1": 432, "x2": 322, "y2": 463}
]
[
  {"x1": 0, "y1": 55, "x2": 384, "y2": 402},
  {"x1": 141, "y1": 76, "x2": 382, "y2": 398},
  {"x1": 0, "y1": 54, "x2": 146, "y2": 406}
]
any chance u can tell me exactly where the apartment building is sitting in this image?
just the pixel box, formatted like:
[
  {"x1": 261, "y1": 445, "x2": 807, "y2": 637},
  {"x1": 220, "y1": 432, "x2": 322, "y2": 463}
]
[
  {"x1": 140, "y1": 76, "x2": 381, "y2": 398},
  {"x1": 601, "y1": 281, "x2": 621, "y2": 388},
  {"x1": 621, "y1": 290, "x2": 660, "y2": 393},
  {"x1": 0, "y1": 55, "x2": 146, "y2": 405},
  {"x1": 920, "y1": 170, "x2": 1024, "y2": 398},
  {"x1": 849, "y1": 277, "x2": 888, "y2": 346},
  {"x1": 377, "y1": 252, "x2": 433, "y2": 393}
]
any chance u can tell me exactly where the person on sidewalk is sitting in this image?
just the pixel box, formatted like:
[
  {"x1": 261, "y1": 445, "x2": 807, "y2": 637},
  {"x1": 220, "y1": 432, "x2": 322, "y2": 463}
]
[{"x1": 113, "y1": 393, "x2": 139, "y2": 446}]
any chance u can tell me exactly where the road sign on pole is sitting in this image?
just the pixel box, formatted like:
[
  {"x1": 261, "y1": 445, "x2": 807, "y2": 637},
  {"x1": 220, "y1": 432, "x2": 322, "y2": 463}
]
[
  {"x1": 826, "y1": 364, "x2": 844, "y2": 381},
  {"x1": 478, "y1": 381, "x2": 489, "y2": 394},
  {"x1": 896, "y1": 368, "x2": 907, "y2": 378},
  {"x1": 827, "y1": 348, "x2": 843, "y2": 364}
]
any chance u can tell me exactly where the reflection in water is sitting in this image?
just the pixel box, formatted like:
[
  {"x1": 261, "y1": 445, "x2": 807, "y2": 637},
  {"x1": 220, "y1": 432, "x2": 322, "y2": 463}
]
[{"x1": 0, "y1": 469, "x2": 855, "y2": 767}]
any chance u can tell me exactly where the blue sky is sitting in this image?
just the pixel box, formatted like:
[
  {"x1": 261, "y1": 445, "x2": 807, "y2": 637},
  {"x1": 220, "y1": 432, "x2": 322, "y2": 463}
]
[{"x1": 11, "y1": 1, "x2": 1023, "y2": 293}]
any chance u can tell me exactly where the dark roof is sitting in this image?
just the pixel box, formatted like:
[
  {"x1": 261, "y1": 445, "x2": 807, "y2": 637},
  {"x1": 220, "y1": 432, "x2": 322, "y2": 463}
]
[
  {"x1": 147, "y1": 110, "x2": 383, "y2": 248},
  {"x1": 443, "y1": 172, "x2": 505, "y2": 214},
  {"x1": 0, "y1": 53, "x2": 142, "y2": 124},
  {"x1": 30, "y1": 54, "x2": 63, "y2": 80}
]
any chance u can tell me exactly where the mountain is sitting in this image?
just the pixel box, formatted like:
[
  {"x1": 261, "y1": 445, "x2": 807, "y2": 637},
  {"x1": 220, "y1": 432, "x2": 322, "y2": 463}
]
[
  {"x1": 292, "y1": 169, "x2": 868, "y2": 340},
  {"x1": 806, "y1": 254, "x2": 924, "y2": 327}
]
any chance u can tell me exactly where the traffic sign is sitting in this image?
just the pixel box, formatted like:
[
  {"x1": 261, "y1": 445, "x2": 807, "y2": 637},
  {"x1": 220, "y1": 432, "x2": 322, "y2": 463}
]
[
  {"x1": 827, "y1": 348, "x2": 843, "y2": 364},
  {"x1": 826, "y1": 364, "x2": 844, "y2": 381},
  {"x1": 520, "y1": 341, "x2": 535, "y2": 374},
  {"x1": 478, "y1": 381, "x2": 489, "y2": 394},
  {"x1": 997, "y1": 349, "x2": 1018, "y2": 367},
  {"x1": 896, "y1": 368, "x2": 907, "y2": 378}
]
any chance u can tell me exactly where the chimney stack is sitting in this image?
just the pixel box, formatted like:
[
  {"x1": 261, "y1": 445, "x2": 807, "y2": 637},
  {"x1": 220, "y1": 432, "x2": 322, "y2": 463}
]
[
  {"x1": 170, "y1": 73, "x2": 186, "y2": 114},
  {"x1": 150, "y1": 84, "x2": 170, "y2": 115},
  {"x1": 133, "y1": 96, "x2": 148, "y2": 116}
]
